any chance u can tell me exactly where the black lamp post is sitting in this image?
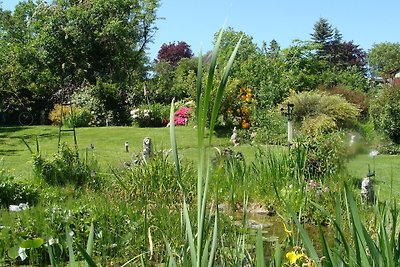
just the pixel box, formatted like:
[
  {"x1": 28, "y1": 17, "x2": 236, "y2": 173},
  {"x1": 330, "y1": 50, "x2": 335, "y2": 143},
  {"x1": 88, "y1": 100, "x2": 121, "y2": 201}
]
[{"x1": 281, "y1": 103, "x2": 294, "y2": 146}]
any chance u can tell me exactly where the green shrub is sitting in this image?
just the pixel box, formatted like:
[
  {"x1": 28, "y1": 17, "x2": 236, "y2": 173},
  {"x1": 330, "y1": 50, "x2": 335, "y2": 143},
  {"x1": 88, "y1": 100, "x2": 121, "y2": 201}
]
[
  {"x1": 0, "y1": 168, "x2": 39, "y2": 207},
  {"x1": 283, "y1": 91, "x2": 360, "y2": 135},
  {"x1": 48, "y1": 104, "x2": 92, "y2": 127},
  {"x1": 71, "y1": 86, "x2": 108, "y2": 126},
  {"x1": 32, "y1": 144, "x2": 101, "y2": 187},
  {"x1": 252, "y1": 108, "x2": 286, "y2": 145},
  {"x1": 370, "y1": 85, "x2": 400, "y2": 144},
  {"x1": 295, "y1": 131, "x2": 347, "y2": 179},
  {"x1": 130, "y1": 103, "x2": 169, "y2": 127},
  {"x1": 63, "y1": 108, "x2": 92, "y2": 128}
]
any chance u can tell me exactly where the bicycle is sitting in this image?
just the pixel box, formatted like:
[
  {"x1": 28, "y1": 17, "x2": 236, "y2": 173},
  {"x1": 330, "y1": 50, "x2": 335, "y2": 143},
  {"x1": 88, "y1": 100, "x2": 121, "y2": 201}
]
[
  {"x1": 0, "y1": 104, "x2": 37, "y2": 126},
  {"x1": 18, "y1": 111, "x2": 34, "y2": 126}
]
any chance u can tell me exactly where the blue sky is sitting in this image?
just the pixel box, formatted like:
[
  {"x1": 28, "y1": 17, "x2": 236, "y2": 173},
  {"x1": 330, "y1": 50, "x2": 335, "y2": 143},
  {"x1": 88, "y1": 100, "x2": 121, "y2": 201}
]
[{"x1": 3, "y1": 0, "x2": 400, "y2": 60}]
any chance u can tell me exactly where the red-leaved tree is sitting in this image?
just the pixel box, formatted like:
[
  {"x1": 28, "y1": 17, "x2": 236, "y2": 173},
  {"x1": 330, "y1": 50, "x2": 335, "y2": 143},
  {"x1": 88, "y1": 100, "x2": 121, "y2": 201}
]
[{"x1": 156, "y1": 41, "x2": 193, "y2": 67}]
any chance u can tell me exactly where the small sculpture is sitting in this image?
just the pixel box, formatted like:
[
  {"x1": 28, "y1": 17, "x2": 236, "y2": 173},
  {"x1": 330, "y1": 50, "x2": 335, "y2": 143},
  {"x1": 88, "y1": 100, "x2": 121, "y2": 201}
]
[
  {"x1": 361, "y1": 171, "x2": 375, "y2": 204},
  {"x1": 142, "y1": 137, "x2": 153, "y2": 163},
  {"x1": 230, "y1": 127, "x2": 239, "y2": 146},
  {"x1": 125, "y1": 141, "x2": 129, "y2": 152}
]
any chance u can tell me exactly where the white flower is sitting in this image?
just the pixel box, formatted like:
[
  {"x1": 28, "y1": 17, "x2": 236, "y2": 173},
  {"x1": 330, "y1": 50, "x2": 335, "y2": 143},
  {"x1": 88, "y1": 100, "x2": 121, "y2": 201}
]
[
  {"x1": 48, "y1": 237, "x2": 59, "y2": 246},
  {"x1": 369, "y1": 150, "x2": 379, "y2": 157},
  {"x1": 130, "y1": 108, "x2": 140, "y2": 119}
]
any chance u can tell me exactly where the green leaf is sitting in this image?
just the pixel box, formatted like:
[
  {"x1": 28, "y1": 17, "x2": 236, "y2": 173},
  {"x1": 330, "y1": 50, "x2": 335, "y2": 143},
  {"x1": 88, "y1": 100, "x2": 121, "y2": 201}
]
[
  {"x1": 20, "y1": 237, "x2": 44, "y2": 249},
  {"x1": 169, "y1": 99, "x2": 181, "y2": 180},
  {"x1": 48, "y1": 244, "x2": 58, "y2": 267},
  {"x1": 255, "y1": 229, "x2": 265, "y2": 267},
  {"x1": 66, "y1": 227, "x2": 76, "y2": 267},
  {"x1": 207, "y1": 211, "x2": 218, "y2": 267},
  {"x1": 85, "y1": 223, "x2": 95, "y2": 267},
  {"x1": 273, "y1": 240, "x2": 282, "y2": 267},
  {"x1": 76, "y1": 243, "x2": 97, "y2": 267},
  {"x1": 183, "y1": 200, "x2": 197, "y2": 267},
  {"x1": 7, "y1": 245, "x2": 19, "y2": 259},
  {"x1": 209, "y1": 34, "x2": 242, "y2": 139}
]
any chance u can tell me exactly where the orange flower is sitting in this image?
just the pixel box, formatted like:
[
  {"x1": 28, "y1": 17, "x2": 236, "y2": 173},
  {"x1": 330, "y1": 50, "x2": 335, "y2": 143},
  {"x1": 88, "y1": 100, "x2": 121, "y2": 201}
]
[{"x1": 242, "y1": 120, "x2": 250, "y2": 129}]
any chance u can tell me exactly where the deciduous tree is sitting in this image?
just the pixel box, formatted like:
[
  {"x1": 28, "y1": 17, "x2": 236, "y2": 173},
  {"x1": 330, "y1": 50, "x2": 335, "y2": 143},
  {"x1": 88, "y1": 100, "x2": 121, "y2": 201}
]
[
  {"x1": 368, "y1": 42, "x2": 400, "y2": 80},
  {"x1": 156, "y1": 41, "x2": 193, "y2": 67}
]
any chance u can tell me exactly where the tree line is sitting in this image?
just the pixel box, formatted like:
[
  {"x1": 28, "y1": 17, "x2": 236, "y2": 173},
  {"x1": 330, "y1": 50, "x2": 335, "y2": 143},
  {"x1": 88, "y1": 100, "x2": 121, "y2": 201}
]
[{"x1": 1, "y1": 1, "x2": 400, "y2": 144}]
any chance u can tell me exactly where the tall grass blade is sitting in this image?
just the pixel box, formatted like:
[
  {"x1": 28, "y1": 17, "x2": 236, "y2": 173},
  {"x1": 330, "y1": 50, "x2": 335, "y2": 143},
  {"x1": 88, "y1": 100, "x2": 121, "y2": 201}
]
[
  {"x1": 195, "y1": 48, "x2": 203, "y2": 121},
  {"x1": 21, "y1": 138, "x2": 34, "y2": 155},
  {"x1": 207, "y1": 211, "x2": 218, "y2": 267},
  {"x1": 284, "y1": 201, "x2": 320, "y2": 262},
  {"x1": 66, "y1": 227, "x2": 76, "y2": 267},
  {"x1": 76, "y1": 244, "x2": 97, "y2": 267},
  {"x1": 148, "y1": 227, "x2": 154, "y2": 260},
  {"x1": 318, "y1": 224, "x2": 336, "y2": 267},
  {"x1": 255, "y1": 229, "x2": 265, "y2": 267},
  {"x1": 272, "y1": 240, "x2": 282, "y2": 267},
  {"x1": 84, "y1": 223, "x2": 95, "y2": 267},
  {"x1": 344, "y1": 184, "x2": 371, "y2": 266},
  {"x1": 183, "y1": 200, "x2": 197, "y2": 266},
  {"x1": 48, "y1": 244, "x2": 58, "y2": 267},
  {"x1": 209, "y1": 34, "x2": 242, "y2": 139},
  {"x1": 165, "y1": 239, "x2": 178, "y2": 267},
  {"x1": 169, "y1": 99, "x2": 181, "y2": 179}
]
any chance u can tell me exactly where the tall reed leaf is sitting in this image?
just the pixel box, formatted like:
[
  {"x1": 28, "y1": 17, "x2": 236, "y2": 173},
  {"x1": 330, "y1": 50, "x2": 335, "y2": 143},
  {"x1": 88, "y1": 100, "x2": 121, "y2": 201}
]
[
  {"x1": 84, "y1": 223, "x2": 95, "y2": 267},
  {"x1": 66, "y1": 227, "x2": 76, "y2": 267},
  {"x1": 170, "y1": 99, "x2": 181, "y2": 179},
  {"x1": 169, "y1": 26, "x2": 241, "y2": 266},
  {"x1": 255, "y1": 229, "x2": 265, "y2": 267},
  {"x1": 208, "y1": 34, "x2": 243, "y2": 142}
]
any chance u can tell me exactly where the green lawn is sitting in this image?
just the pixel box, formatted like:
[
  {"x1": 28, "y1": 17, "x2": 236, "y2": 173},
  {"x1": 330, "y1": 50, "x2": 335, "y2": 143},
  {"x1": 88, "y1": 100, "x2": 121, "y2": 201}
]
[
  {"x1": 0, "y1": 125, "x2": 233, "y2": 179},
  {"x1": 2, "y1": 126, "x2": 400, "y2": 203},
  {"x1": 346, "y1": 153, "x2": 400, "y2": 201}
]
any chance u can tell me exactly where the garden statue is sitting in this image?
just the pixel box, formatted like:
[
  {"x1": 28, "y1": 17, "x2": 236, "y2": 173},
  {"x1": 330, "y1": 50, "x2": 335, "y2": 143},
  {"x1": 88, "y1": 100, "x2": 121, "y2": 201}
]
[
  {"x1": 230, "y1": 127, "x2": 239, "y2": 146},
  {"x1": 361, "y1": 171, "x2": 375, "y2": 204},
  {"x1": 125, "y1": 141, "x2": 129, "y2": 152},
  {"x1": 40, "y1": 110, "x2": 46, "y2": 125},
  {"x1": 143, "y1": 137, "x2": 153, "y2": 163}
]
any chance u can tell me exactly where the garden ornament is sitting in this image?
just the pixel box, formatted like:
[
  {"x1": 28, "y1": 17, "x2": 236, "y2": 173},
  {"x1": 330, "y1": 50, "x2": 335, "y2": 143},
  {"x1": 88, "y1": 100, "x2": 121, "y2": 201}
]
[
  {"x1": 125, "y1": 141, "x2": 129, "y2": 152},
  {"x1": 230, "y1": 127, "x2": 239, "y2": 146},
  {"x1": 361, "y1": 170, "x2": 375, "y2": 204},
  {"x1": 143, "y1": 137, "x2": 153, "y2": 163}
]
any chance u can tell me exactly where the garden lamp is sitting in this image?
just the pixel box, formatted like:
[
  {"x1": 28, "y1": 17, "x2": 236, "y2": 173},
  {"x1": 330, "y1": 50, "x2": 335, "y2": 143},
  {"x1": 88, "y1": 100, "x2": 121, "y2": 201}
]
[{"x1": 281, "y1": 103, "x2": 294, "y2": 146}]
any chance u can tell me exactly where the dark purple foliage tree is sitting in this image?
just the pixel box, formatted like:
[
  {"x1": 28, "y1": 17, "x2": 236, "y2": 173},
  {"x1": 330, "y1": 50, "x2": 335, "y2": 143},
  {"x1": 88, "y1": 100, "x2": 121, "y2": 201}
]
[
  {"x1": 326, "y1": 41, "x2": 367, "y2": 72},
  {"x1": 156, "y1": 41, "x2": 193, "y2": 67}
]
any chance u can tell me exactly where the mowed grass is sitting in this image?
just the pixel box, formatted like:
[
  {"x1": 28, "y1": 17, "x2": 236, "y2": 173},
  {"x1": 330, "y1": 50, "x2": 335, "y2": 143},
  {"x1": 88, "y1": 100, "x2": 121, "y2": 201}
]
[
  {"x1": 0, "y1": 125, "x2": 235, "y2": 179},
  {"x1": 346, "y1": 153, "x2": 400, "y2": 201},
  {"x1": 1, "y1": 125, "x2": 400, "y2": 203}
]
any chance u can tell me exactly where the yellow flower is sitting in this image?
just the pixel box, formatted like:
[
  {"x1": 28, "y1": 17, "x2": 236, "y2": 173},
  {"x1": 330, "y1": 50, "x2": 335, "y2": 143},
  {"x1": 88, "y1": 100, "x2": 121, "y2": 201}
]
[
  {"x1": 283, "y1": 222, "x2": 292, "y2": 237},
  {"x1": 286, "y1": 251, "x2": 304, "y2": 265}
]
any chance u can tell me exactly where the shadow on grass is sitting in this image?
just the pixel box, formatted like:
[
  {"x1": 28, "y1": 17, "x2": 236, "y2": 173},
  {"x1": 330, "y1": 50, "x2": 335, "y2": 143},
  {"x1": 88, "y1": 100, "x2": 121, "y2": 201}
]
[
  {"x1": 0, "y1": 126, "x2": 30, "y2": 134},
  {"x1": 0, "y1": 149, "x2": 23, "y2": 156}
]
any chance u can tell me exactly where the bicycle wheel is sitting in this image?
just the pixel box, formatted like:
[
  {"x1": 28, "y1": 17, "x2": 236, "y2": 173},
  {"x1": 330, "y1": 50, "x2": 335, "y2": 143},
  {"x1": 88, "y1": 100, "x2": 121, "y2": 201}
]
[{"x1": 19, "y1": 112, "x2": 34, "y2": 126}]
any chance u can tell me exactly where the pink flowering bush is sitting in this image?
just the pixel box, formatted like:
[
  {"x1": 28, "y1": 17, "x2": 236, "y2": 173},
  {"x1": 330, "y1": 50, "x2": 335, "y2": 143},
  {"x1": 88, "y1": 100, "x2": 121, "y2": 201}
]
[{"x1": 174, "y1": 107, "x2": 192, "y2": 126}]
